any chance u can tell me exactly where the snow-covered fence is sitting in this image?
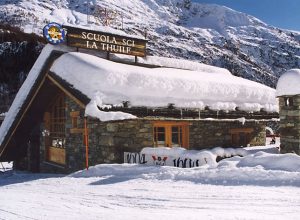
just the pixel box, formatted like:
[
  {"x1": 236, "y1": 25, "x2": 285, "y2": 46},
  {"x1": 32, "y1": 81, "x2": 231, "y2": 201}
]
[
  {"x1": 124, "y1": 148, "x2": 211, "y2": 168},
  {"x1": 124, "y1": 152, "x2": 147, "y2": 164},
  {"x1": 124, "y1": 147, "x2": 249, "y2": 168}
]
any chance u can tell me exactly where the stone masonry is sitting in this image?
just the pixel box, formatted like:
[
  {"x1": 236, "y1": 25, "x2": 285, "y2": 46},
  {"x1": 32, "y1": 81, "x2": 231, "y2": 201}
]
[
  {"x1": 189, "y1": 120, "x2": 266, "y2": 149},
  {"x1": 37, "y1": 96, "x2": 267, "y2": 173},
  {"x1": 279, "y1": 96, "x2": 300, "y2": 155}
]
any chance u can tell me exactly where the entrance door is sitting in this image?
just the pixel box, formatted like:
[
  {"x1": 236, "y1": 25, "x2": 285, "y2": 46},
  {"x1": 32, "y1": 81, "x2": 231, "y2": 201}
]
[
  {"x1": 44, "y1": 94, "x2": 66, "y2": 165},
  {"x1": 230, "y1": 128, "x2": 253, "y2": 147}
]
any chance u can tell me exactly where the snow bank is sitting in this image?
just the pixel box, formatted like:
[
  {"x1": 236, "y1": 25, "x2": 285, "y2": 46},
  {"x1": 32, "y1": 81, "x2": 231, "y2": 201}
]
[
  {"x1": 276, "y1": 69, "x2": 300, "y2": 96},
  {"x1": 51, "y1": 52, "x2": 278, "y2": 115},
  {"x1": 245, "y1": 144, "x2": 280, "y2": 154},
  {"x1": 72, "y1": 146, "x2": 300, "y2": 186},
  {"x1": 137, "y1": 147, "x2": 249, "y2": 168},
  {"x1": 71, "y1": 160, "x2": 300, "y2": 186},
  {"x1": 234, "y1": 152, "x2": 300, "y2": 172}
]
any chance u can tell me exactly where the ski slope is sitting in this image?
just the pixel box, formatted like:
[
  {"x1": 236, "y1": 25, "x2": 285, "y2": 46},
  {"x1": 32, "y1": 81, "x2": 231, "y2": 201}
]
[{"x1": 0, "y1": 145, "x2": 299, "y2": 220}]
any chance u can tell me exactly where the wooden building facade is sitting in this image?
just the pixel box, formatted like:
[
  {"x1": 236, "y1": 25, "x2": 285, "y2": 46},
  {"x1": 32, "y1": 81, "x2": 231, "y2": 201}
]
[
  {"x1": 0, "y1": 24, "x2": 279, "y2": 173},
  {"x1": 0, "y1": 47, "x2": 278, "y2": 173}
]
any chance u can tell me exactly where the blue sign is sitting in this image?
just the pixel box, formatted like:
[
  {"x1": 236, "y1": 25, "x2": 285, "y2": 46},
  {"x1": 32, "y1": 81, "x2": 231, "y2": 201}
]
[{"x1": 43, "y1": 22, "x2": 65, "y2": 45}]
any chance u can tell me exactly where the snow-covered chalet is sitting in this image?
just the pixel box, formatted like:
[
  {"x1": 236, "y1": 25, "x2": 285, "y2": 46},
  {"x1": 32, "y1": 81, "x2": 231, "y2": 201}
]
[{"x1": 0, "y1": 26, "x2": 278, "y2": 173}]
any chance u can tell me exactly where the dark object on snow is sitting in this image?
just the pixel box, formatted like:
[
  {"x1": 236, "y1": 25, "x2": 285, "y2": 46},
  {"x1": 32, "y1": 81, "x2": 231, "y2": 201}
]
[{"x1": 270, "y1": 137, "x2": 276, "y2": 145}]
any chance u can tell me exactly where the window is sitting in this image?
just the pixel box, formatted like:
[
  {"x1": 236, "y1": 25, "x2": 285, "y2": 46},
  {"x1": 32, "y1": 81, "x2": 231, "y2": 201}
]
[
  {"x1": 154, "y1": 127, "x2": 166, "y2": 147},
  {"x1": 70, "y1": 111, "x2": 83, "y2": 134},
  {"x1": 284, "y1": 97, "x2": 293, "y2": 107},
  {"x1": 153, "y1": 122, "x2": 189, "y2": 148},
  {"x1": 44, "y1": 94, "x2": 66, "y2": 165},
  {"x1": 230, "y1": 128, "x2": 253, "y2": 147}
]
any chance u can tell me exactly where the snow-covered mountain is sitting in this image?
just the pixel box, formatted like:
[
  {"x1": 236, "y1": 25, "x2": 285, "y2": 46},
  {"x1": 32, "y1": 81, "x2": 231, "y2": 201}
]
[{"x1": 0, "y1": 0, "x2": 300, "y2": 89}]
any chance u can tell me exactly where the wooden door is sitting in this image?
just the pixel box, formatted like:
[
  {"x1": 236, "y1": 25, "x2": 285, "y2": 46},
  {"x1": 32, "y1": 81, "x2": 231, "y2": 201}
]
[{"x1": 44, "y1": 94, "x2": 66, "y2": 165}]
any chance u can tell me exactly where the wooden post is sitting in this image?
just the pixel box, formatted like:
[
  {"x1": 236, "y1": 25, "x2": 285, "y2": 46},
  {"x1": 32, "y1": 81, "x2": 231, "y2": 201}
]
[{"x1": 84, "y1": 117, "x2": 89, "y2": 170}]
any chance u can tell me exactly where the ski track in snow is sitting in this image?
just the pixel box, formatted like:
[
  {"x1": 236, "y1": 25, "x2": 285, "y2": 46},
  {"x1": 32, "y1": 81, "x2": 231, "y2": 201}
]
[{"x1": 0, "y1": 167, "x2": 299, "y2": 220}]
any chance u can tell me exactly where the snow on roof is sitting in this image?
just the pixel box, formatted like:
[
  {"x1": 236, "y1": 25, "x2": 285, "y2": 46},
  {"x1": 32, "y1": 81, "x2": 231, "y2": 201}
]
[
  {"x1": 138, "y1": 56, "x2": 231, "y2": 75},
  {"x1": 276, "y1": 69, "x2": 300, "y2": 96},
  {"x1": 111, "y1": 54, "x2": 232, "y2": 75},
  {"x1": 50, "y1": 52, "x2": 278, "y2": 121}
]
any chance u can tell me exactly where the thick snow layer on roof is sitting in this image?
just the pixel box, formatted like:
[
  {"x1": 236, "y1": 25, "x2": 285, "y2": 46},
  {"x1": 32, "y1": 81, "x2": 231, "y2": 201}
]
[
  {"x1": 112, "y1": 54, "x2": 232, "y2": 75},
  {"x1": 139, "y1": 56, "x2": 231, "y2": 75},
  {"x1": 51, "y1": 52, "x2": 278, "y2": 116},
  {"x1": 276, "y1": 69, "x2": 300, "y2": 96},
  {"x1": 85, "y1": 99, "x2": 136, "y2": 121}
]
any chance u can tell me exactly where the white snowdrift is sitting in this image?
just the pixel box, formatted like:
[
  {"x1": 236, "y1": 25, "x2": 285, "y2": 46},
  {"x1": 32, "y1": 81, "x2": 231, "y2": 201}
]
[
  {"x1": 235, "y1": 152, "x2": 300, "y2": 172},
  {"x1": 276, "y1": 69, "x2": 300, "y2": 96},
  {"x1": 71, "y1": 150, "x2": 300, "y2": 186},
  {"x1": 50, "y1": 52, "x2": 278, "y2": 119},
  {"x1": 140, "y1": 146, "x2": 249, "y2": 167}
]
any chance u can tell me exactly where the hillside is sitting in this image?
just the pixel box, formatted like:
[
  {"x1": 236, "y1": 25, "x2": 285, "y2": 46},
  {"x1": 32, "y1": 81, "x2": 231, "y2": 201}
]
[
  {"x1": 0, "y1": 25, "x2": 43, "y2": 112},
  {"x1": 0, "y1": 0, "x2": 299, "y2": 113}
]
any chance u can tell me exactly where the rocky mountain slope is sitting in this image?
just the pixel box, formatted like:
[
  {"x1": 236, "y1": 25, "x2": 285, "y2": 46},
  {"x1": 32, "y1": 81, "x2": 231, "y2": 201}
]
[
  {"x1": 0, "y1": 0, "x2": 299, "y2": 111},
  {"x1": 0, "y1": 25, "x2": 43, "y2": 112}
]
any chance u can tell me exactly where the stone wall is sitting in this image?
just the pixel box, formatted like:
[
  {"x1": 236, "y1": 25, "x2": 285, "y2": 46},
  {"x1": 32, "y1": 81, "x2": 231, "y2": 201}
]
[
  {"x1": 279, "y1": 96, "x2": 300, "y2": 154},
  {"x1": 39, "y1": 95, "x2": 86, "y2": 173},
  {"x1": 87, "y1": 119, "x2": 153, "y2": 166},
  {"x1": 38, "y1": 95, "x2": 267, "y2": 173},
  {"x1": 85, "y1": 118, "x2": 266, "y2": 166},
  {"x1": 189, "y1": 120, "x2": 266, "y2": 149}
]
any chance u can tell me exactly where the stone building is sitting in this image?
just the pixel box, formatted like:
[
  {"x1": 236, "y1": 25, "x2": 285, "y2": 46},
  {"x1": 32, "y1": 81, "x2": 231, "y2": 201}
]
[
  {"x1": 0, "y1": 26, "x2": 279, "y2": 174},
  {"x1": 276, "y1": 69, "x2": 300, "y2": 155}
]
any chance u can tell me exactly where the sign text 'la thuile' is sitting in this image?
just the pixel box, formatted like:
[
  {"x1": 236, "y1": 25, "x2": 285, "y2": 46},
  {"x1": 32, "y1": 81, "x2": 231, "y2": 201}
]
[{"x1": 64, "y1": 26, "x2": 147, "y2": 57}]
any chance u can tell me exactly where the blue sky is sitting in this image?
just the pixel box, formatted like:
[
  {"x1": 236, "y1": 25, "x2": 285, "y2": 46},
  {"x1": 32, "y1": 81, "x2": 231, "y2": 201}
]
[{"x1": 193, "y1": 0, "x2": 300, "y2": 31}]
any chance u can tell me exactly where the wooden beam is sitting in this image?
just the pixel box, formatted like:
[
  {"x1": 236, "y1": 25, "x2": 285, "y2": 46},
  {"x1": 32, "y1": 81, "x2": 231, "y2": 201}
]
[
  {"x1": 47, "y1": 74, "x2": 85, "y2": 108},
  {"x1": 229, "y1": 128, "x2": 254, "y2": 134}
]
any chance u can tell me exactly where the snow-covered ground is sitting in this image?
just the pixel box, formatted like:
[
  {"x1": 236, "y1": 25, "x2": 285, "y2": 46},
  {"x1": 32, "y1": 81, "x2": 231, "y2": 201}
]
[
  {"x1": 0, "y1": 143, "x2": 299, "y2": 220},
  {"x1": 0, "y1": 166, "x2": 299, "y2": 220}
]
